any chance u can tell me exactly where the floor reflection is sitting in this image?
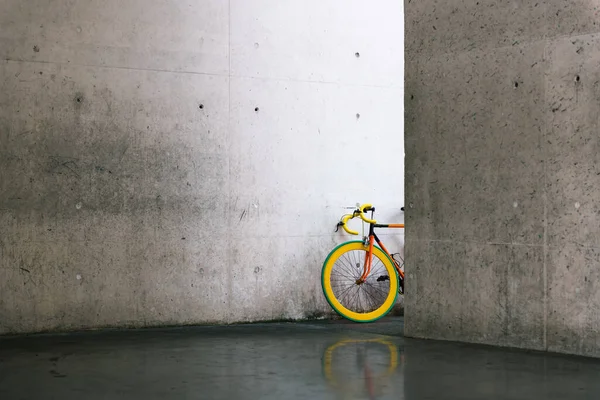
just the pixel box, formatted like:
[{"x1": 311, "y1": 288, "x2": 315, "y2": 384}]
[
  {"x1": 4, "y1": 319, "x2": 600, "y2": 399},
  {"x1": 322, "y1": 337, "x2": 404, "y2": 399}
]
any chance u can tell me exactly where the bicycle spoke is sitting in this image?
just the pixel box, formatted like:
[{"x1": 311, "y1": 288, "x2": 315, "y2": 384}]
[
  {"x1": 332, "y1": 249, "x2": 375, "y2": 288},
  {"x1": 363, "y1": 285, "x2": 377, "y2": 312},
  {"x1": 338, "y1": 283, "x2": 358, "y2": 304},
  {"x1": 331, "y1": 282, "x2": 355, "y2": 293},
  {"x1": 330, "y1": 279, "x2": 355, "y2": 285},
  {"x1": 363, "y1": 282, "x2": 386, "y2": 299},
  {"x1": 343, "y1": 284, "x2": 357, "y2": 305},
  {"x1": 351, "y1": 250, "x2": 363, "y2": 274},
  {"x1": 363, "y1": 284, "x2": 383, "y2": 305},
  {"x1": 357, "y1": 286, "x2": 364, "y2": 312},
  {"x1": 369, "y1": 260, "x2": 389, "y2": 279},
  {"x1": 363, "y1": 281, "x2": 390, "y2": 297},
  {"x1": 360, "y1": 284, "x2": 381, "y2": 313},
  {"x1": 339, "y1": 252, "x2": 355, "y2": 275},
  {"x1": 332, "y1": 268, "x2": 358, "y2": 281},
  {"x1": 341, "y1": 252, "x2": 360, "y2": 275},
  {"x1": 334, "y1": 279, "x2": 356, "y2": 294},
  {"x1": 340, "y1": 264, "x2": 358, "y2": 280},
  {"x1": 348, "y1": 285, "x2": 362, "y2": 310}
]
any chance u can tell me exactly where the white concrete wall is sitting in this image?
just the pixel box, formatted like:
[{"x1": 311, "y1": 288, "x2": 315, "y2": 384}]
[{"x1": 0, "y1": 0, "x2": 404, "y2": 333}]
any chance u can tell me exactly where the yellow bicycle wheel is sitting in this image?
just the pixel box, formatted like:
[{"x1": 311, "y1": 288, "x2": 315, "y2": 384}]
[{"x1": 321, "y1": 241, "x2": 398, "y2": 322}]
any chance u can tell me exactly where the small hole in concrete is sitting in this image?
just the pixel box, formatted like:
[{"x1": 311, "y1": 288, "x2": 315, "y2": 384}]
[
  {"x1": 356, "y1": 113, "x2": 361, "y2": 119},
  {"x1": 410, "y1": 95, "x2": 415, "y2": 100},
  {"x1": 199, "y1": 104, "x2": 204, "y2": 109},
  {"x1": 514, "y1": 82, "x2": 519, "y2": 88},
  {"x1": 355, "y1": 52, "x2": 360, "y2": 58},
  {"x1": 254, "y1": 107, "x2": 259, "y2": 112},
  {"x1": 76, "y1": 97, "x2": 82, "y2": 103},
  {"x1": 576, "y1": 75, "x2": 581, "y2": 82}
]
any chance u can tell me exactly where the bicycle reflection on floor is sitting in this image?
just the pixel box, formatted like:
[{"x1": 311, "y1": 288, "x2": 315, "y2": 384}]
[{"x1": 322, "y1": 337, "x2": 404, "y2": 399}]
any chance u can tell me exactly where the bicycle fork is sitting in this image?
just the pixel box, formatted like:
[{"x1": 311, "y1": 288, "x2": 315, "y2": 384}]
[{"x1": 357, "y1": 235, "x2": 376, "y2": 284}]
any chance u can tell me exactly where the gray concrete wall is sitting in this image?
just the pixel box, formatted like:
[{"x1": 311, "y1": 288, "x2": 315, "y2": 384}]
[
  {"x1": 0, "y1": 1, "x2": 404, "y2": 334},
  {"x1": 404, "y1": 0, "x2": 600, "y2": 357}
]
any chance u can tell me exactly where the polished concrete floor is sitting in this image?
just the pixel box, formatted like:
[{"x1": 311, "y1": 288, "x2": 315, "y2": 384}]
[{"x1": 2, "y1": 317, "x2": 600, "y2": 399}]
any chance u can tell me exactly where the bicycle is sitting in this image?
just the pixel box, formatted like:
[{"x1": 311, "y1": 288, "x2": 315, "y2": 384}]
[{"x1": 321, "y1": 203, "x2": 405, "y2": 322}]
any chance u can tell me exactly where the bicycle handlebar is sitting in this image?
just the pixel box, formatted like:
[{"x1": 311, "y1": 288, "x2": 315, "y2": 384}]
[
  {"x1": 338, "y1": 203, "x2": 377, "y2": 235},
  {"x1": 358, "y1": 203, "x2": 376, "y2": 224},
  {"x1": 340, "y1": 214, "x2": 359, "y2": 235},
  {"x1": 337, "y1": 203, "x2": 406, "y2": 235}
]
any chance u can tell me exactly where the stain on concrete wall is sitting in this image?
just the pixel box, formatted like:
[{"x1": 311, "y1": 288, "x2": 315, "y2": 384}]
[
  {"x1": 0, "y1": 1, "x2": 404, "y2": 334},
  {"x1": 405, "y1": 0, "x2": 600, "y2": 358}
]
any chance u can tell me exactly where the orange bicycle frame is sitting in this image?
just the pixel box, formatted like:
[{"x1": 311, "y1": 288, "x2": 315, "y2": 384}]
[{"x1": 358, "y1": 221, "x2": 405, "y2": 283}]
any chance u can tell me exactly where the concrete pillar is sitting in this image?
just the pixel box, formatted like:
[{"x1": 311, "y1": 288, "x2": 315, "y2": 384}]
[{"x1": 405, "y1": 0, "x2": 600, "y2": 357}]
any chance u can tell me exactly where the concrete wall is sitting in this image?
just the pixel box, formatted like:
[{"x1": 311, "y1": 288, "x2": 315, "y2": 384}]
[
  {"x1": 0, "y1": 1, "x2": 404, "y2": 334},
  {"x1": 404, "y1": 0, "x2": 600, "y2": 357}
]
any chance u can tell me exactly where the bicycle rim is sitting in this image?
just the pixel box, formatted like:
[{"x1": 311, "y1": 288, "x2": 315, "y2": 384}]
[{"x1": 322, "y1": 241, "x2": 398, "y2": 322}]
